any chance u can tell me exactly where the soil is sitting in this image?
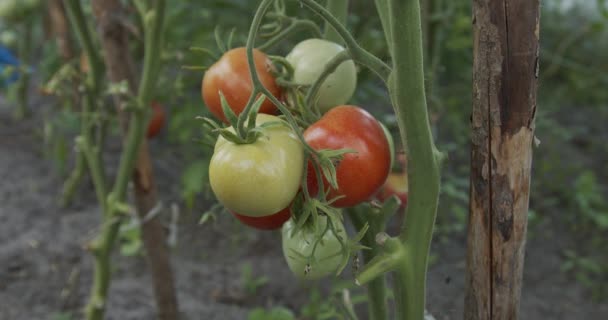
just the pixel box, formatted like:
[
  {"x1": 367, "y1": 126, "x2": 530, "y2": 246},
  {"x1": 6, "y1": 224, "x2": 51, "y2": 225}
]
[{"x1": 1, "y1": 97, "x2": 607, "y2": 320}]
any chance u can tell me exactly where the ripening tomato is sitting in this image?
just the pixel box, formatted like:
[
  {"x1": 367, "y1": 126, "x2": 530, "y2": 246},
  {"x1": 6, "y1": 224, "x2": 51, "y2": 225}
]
[
  {"x1": 209, "y1": 114, "x2": 304, "y2": 216},
  {"x1": 202, "y1": 47, "x2": 281, "y2": 123},
  {"x1": 286, "y1": 39, "x2": 357, "y2": 113},
  {"x1": 305, "y1": 105, "x2": 391, "y2": 207},
  {"x1": 281, "y1": 216, "x2": 347, "y2": 279},
  {"x1": 376, "y1": 172, "x2": 409, "y2": 209},
  {"x1": 147, "y1": 101, "x2": 166, "y2": 138},
  {"x1": 231, "y1": 207, "x2": 291, "y2": 230}
]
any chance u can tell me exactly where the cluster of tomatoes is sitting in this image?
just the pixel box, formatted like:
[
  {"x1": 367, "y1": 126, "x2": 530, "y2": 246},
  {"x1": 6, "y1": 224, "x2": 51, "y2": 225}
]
[{"x1": 201, "y1": 39, "x2": 404, "y2": 279}]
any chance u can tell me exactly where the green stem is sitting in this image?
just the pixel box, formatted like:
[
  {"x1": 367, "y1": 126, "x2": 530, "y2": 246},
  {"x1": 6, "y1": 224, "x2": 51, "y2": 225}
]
[
  {"x1": 76, "y1": 131, "x2": 107, "y2": 213},
  {"x1": 64, "y1": 0, "x2": 102, "y2": 92},
  {"x1": 389, "y1": 0, "x2": 441, "y2": 319},
  {"x1": 258, "y1": 19, "x2": 321, "y2": 51},
  {"x1": 323, "y1": 0, "x2": 348, "y2": 44},
  {"x1": 298, "y1": 0, "x2": 391, "y2": 83},
  {"x1": 63, "y1": 0, "x2": 108, "y2": 210},
  {"x1": 66, "y1": 1, "x2": 166, "y2": 319},
  {"x1": 374, "y1": 0, "x2": 392, "y2": 54},
  {"x1": 61, "y1": 149, "x2": 86, "y2": 206},
  {"x1": 14, "y1": 20, "x2": 33, "y2": 119},
  {"x1": 349, "y1": 208, "x2": 388, "y2": 320}
]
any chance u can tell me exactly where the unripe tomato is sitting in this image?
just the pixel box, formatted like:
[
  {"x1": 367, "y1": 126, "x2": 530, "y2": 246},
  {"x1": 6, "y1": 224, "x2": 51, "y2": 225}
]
[
  {"x1": 231, "y1": 207, "x2": 291, "y2": 230},
  {"x1": 202, "y1": 47, "x2": 281, "y2": 123},
  {"x1": 281, "y1": 216, "x2": 347, "y2": 279},
  {"x1": 147, "y1": 101, "x2": 166, "y2": 138},
  {"x1": 209, "y1": 114, "x2": 304, "y2": 216},
  {"x1": 286, "y1": 39, "x2": 357, "y2": 113},
  {"x1": 305, "y1": 106, "x2": 391, "y2": 207}
]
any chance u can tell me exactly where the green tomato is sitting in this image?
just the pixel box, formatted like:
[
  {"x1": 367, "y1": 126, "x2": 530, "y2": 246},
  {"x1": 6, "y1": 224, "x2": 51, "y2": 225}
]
[
  {"x1": 281, "y1": 216, "x2": 347, "y2": 280},
  {"x1": 209, "y1": 114, "x2": 304, "y2": 217},
  {"x1": 286, "y1": 39, "x2": 357, "y2": 113}
]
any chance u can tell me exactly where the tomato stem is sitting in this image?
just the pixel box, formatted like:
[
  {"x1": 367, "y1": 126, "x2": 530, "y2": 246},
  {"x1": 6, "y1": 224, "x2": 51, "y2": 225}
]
[
  {"x1": 64, "y1": 1, "x2": 168, "y2": 319},
  {"x1": 390, "y1": 0, "x2": 441, "y2": 319},
  {"x1": 349, "y1": 207, "x2": 389, "y2": 320},
  {"x1": 258, "y1": 17, "x2": 322, "y2": 51},
  {"x1": 323, "y1": 0, "x2": 348, "y2": 45},
  {"x1": 297, "y1": 0, "x2": 391, "y2": 83}
]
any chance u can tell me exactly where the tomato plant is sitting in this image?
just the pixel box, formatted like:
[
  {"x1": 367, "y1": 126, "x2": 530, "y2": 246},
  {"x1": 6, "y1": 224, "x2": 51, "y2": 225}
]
[
  {"x1": 286, "y1": 39, "x2": 357, "y2": 113},
  {"x1": 209, "y1": 114, "x2": 304, "y2": 216},
  {"x1": 202, "y1": 47, "x2": 282, "y2": 123},
  {"x1": 281, "y1": 216, "x2": 347, "y2": 279},
  {"x1": 231, "y1": 207, "x2": 291, "y2": 230},
  {"x1": 305, "y1": 105, "x2": 391, "y2": 207},
  {"x1": 146, "y1": 101, "x2": 166, "y2": 138}
]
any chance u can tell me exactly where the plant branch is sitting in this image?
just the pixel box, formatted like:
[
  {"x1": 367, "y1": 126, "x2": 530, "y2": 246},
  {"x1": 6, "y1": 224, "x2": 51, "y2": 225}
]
[
  {"x1": 388, "y1": 0, "x2": 441, "y2": 319},
  {"x1": 63, "y1": 0, "x2": 108, "y2": 211},
  {"x1": 298, "y1": 0, "x2": 391, "y2": 83},
  {"x1": 374, "y1": 0, "x2": 392, "y2": 55},
  {"x1": 258, "y1": 18, "x2": 322, "y2": 51},
  {"x1": 323, "y1": 0, "x2": 348, "y2": 44},
  {"x1": 349, "y1": 207, "x2": 388, "y2": 320}
]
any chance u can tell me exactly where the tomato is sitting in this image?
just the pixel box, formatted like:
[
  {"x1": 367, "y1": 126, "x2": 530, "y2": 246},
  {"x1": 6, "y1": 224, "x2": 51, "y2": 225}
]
[
  {"x1": 202, "y1": 47, "x2": 281, "y2": 123},
  {"x1": 305, "y1": 106, "x2": 391, "y2": 207},
  {"x1": 209, "y1": 114, "x2": 304, "y2": 216},
  {"x1": 147, "y1": 101, "x2": 166, "y2": 138},
  {"x1": 377, "y1": 172, "x2": 409, "y2": 208},
  {"x1": 231, "y1": 207, "x2": 291, "y2": 230},
  {"x1": 281, "y1": 216, "x2": 347, "y2": 279},
  {"x1": 286, "y1": 39, "x2": 357, "y2": 113}
]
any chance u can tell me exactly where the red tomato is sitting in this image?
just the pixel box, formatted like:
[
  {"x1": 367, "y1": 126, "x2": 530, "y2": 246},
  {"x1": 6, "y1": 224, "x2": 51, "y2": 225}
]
[
  {"x1": 231, "y1": 207, "x2": 291, "y2": 230},
  {"x1": 147, "y1": 101, "x2": 166, "y2": 138},
  {"x1": 376, "y1": 172, "x2": 409, "y2": 208},
  {"x1": 201, "y1": 47, "x2": 281, "y2": 123},
  {"x1": 304, "y1": 105, "x2": 391, "y2": 207}
]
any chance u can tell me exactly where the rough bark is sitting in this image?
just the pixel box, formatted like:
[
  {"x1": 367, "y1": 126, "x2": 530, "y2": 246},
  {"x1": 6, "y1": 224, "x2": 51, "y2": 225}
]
[
  {"x1": 464, "y1": 1, "x2": 540, "y2": 319},
  {"x1": 91, "y1": 1, "x2": 178, "y2": 319}
]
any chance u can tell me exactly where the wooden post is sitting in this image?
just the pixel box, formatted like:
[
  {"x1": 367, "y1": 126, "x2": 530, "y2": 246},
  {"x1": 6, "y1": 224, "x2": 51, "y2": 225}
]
[
  {"x1": 91, "y1": 1, "x2": 178, "y2": 319},
  {"x1": 464, "y1": 0, "x2": 540, "y2": 319}
]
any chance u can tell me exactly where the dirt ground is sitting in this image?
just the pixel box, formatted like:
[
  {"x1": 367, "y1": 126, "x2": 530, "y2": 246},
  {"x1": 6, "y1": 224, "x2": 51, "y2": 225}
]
[{"x1": 1, "y1": 98, "x2": 607, "y2": 320}]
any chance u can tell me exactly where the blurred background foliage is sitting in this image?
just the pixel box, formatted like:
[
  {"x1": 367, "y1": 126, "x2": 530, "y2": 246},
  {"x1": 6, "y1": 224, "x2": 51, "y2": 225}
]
[{"x1": 1, "y1": 0, "x2": 606, "y2": 304}]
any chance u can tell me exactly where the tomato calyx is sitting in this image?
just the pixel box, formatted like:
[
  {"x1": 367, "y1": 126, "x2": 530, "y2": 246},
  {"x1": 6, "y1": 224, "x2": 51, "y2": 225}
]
[
  {"x1": 284, "y1": 193, "x2": 370, "y2": 279},
  {"x1": 198, "y1": 94, "x2": 274, "y2": 145}
]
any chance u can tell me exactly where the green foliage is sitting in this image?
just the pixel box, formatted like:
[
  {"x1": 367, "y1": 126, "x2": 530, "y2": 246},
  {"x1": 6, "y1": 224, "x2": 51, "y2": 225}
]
[
  {"x1": 562, "y1": 250, "x2": 608, "y2": 301},
  {"x1": 181, "y1": 159, "x2": 211, "y2": 211},
  {"x1": 299, "y1": 282, "x2": 368, "y2": 320},
  {"x1": 248, "y1": 307, "x2": 295, "y2": 320},
  {"x1": 240, "y1": 263, "x2": 269, "y2": 295},
  {"x1": 118, "y1": 217, "x2": 143, "y2": 257},
  {"x1": 573, "y1": 171, "x2": 608, "y2": 230}
]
